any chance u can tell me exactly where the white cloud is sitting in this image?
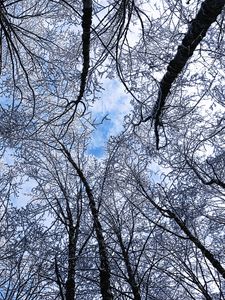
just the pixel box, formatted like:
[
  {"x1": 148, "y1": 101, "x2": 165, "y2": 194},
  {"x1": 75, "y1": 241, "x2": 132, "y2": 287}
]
[
  {"x1": 89, "y1": 78, "x2": 131, "y2": 156},
  {"x1": 92, "y1": 78, "x2": 131, "y2": 115}
]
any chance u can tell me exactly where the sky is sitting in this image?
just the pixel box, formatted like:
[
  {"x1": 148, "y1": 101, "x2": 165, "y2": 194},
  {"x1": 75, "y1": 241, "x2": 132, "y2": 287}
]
[{"x1": 88, "y1": 78, "x2": 131, "y2": 157}]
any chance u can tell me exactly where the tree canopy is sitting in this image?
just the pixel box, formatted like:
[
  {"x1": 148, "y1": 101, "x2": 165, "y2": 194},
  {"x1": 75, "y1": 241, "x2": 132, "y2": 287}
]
[{"x1": 0, "y1": 0, "x2": 225, "y2": 299}]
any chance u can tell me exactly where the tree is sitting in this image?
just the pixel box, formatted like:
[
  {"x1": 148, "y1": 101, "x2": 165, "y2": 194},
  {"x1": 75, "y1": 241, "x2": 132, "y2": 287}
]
[{"x1": 0, "y1": 0, "x2": 225, "y2": 299}]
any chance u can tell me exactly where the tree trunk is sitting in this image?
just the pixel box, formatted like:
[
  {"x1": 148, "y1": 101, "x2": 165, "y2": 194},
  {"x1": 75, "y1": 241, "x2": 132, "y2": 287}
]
[
  {"x1": 61, "y1": 145, "x2": 113, "y2": 300},
  {"x1": 65, "y1": 227, "x2": 76, "y2": 300},
  {"x1": 116, "y1": 231, "x2": 141, "y2": 300}
]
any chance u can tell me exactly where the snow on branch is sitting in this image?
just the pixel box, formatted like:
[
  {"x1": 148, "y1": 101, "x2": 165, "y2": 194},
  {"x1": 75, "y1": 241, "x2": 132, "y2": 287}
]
[{"x1": 140, "y1": 0, "x2": 225, "y2": 149}]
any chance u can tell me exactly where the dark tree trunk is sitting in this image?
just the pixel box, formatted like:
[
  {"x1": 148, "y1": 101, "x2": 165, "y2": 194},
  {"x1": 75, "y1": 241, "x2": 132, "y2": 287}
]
[
  {"x1": 61, "y1": 145, "x2": 113, "y2": 300},
  {"x1": 65, "y1": 228, "x2": 76, "y2": 300},
  {"x1": 116, "y1": 231, "x2": 141, "y2": 300}
]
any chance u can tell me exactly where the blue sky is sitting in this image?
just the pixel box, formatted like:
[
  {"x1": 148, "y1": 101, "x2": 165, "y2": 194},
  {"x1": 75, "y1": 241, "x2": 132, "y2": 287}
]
[{"x1": 88, "y1": 78, "x2": 131, "y2": 157}]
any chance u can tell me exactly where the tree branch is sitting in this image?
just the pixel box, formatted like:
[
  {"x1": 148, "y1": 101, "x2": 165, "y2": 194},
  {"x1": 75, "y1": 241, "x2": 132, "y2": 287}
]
[{"x1": 140, "y1": 0, "x2": 225, "y2": 149}]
